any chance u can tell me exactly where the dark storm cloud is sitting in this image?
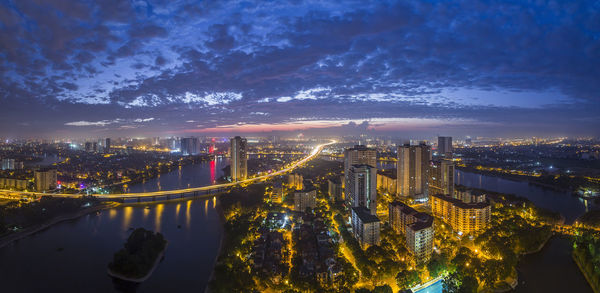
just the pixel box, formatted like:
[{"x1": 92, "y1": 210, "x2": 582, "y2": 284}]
[{"x1": 0, "y1": 0, "x2": 598, "y2": 137}]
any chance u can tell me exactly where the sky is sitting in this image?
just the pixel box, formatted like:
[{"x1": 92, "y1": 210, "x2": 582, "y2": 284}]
[{"x1": 0, "y1": 0, "x2": 599, "y2": 139}]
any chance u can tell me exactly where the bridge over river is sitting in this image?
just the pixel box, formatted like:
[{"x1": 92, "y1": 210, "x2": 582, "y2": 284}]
[{"x1": 0, "y1": 141, "x2": 336, "y2": 203}]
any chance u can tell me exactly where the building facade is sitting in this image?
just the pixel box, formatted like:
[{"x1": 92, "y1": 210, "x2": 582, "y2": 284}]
[
  {"x1": 271, "y1": 181, "x2": 284, "y2": 203},
  {"x1": 429, "y1": 159, "x2": 455, "y2": 197},
  {"x1": 0, "y1": 177, "x2": 28, "y2": 190},
  {"x1": 327, "y1": 177, "x2": 343, "y2": 202},
  {"x1": 346, "y1": 164, "x2": 377, "y2": 215},
  {"x1": 288, "y1": 173, "x2": 303, "y2": 190},
  {"x1": 181, "y1": 137, "x2": 200, "y2": 156},
  {"x1": 377, "y1": 169, "x2": 396, "y2": 195},
  {"x1": 1, "y1": 158, "x2": 15, "y2": 170},
  {"x1": 430, "y1": 193, "x2": 491, "y2": 235},
  {"x1": 397, "y1": 143, "x2": 431, "y2": 201},
  {"x1": 344, "y1": 145, "x2": 376, "y2": 203},
  {"x1": 105, "y1": 138, "x2": 111, "y2": 153},
  {"x1": 437, "y1": 136, "x2": 453, "y2": 157},
  {"x1": 351, "y1": 207, "x2": 381, "y2": 249},
  {"x1": 230, "y1": 136, "x2": 248, "y2": 181},
  {"x1": 294, "y1": 184, "x2": 317, "y2": 212},
  {"x1": 388, "y1": 201, "x2": 434, "y2": 264},
  {"x1": 34, "y1": 168, "x2": 57, "y2": 191}
]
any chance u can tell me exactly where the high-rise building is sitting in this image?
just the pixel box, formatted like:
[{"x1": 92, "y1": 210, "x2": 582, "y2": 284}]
[
  {"x1": 397, "y1": 143, "x2": 431, "y2": 201},
  {"x1": 346, "y1": 164, "x2": 377, "y2": 215},
  {"x1": 351, "y1": 206, "x2": 380, "y2": 249},
  {"x1": 430, "y1": 193, "x2": 491, "y2": 235},
  {"x1": 437, "y1": 136, "x2": 453, "y2": 157},
  {"x1": 230, "y1": 136, "x2": 247, "y2": 181},
  {"x1": 328, "y1": 177, "x2": 343, "y2": 202},
  {"x1": 465, "y1": 137, "x2": 472, "y2": 146},
  {"x1": 344, "y1": 145, "x2": 376, "y2": 202},
  {"x1": 271, "y1": 181, "x2": 284, "y2": 204},
  {"x1": 429, "y1": 159, "x2": 455, "y2": 197},
  {"x1": 288, "y1": 173, "x2": 304, "y2": 190},
  {"x1": 105, "y1": 138, "x2": 111, "y2": 153},
  {"x1": 406, "y1": 218, "x2": 435, "y2": 265},
  {"x1": 84, "y1": 142, "x2": 93, "y2": 152},
  {"x1": 294, "y1": 182, "x2": 316, "y2": 212},
  {"x1": 1, "y1": 158, "x2": 15, "y2": 170},
  {"x1": 377, "y1": 169, "x2": 397, "y2": 195},
  {"x1": 181, "y1": 137, "x2": 199, "y2": 156},
  {"x1": 34, "y1": 168, "x2": 57, "y2": 191},
  {"x1": 389, "y1": 201, "x2": 434, "y2": 264}
]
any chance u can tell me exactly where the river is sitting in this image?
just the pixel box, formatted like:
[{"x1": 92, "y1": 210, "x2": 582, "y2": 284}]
[
  {"x1": 379, "y1": 162, "x2": 595, "y2": 292},
  {"x1": 0, "y1": 160, "x2": 595, "y2": 292},
  {"x1": 0, "y1": 158, "x2": 228, "y2": 292}
]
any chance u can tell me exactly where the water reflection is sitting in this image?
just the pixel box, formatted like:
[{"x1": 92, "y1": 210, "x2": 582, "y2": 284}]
[
  {"x1": 175, "y1": 203, "x2": 181, "y2": 221},
  {"x1": 210, "y1": 159, "x2": 216, "y2": 184},
  {"x1": 186, "y1": 200, "x2": 192, "y2": 228},
  {"x1": 155, "y1": 204, "x2": 164, "y2": 232},
  {"x1": 204, "y1": 199, "x2": 209, "y2": 218},
  {"x1": 109, "y1": 209, "x2": 117, "y2": 220},
  {"x1": 0, "y1": 199, "x2": 224, "y2": 292},
  {"x1": 122, "y1": 206, "x2": 133, "y2": 230}
]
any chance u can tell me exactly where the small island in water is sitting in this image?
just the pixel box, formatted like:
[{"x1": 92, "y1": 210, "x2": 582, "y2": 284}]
[{"x1": 107, "y1": 228, "x2": 168, "y2": 283}]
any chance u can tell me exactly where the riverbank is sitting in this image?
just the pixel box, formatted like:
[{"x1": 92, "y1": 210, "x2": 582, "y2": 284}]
[
  {"x1": 457, "y1": 166, "x2": 576, "y2": 192},
  {"x1": 0, "y1": 201, "x2": 119, "y2": 249},
  {"x1": 573, "y1": 247, "x2": 600, "y2": 293},
  {"x1": 205, "y1": 199, "x2": 225, "y2": 293}
]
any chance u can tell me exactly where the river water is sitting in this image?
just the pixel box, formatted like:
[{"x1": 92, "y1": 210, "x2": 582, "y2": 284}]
[
  {"x1": 0, "y1": 158, "x2": 228, "y2": 292},
  {"x1": 0, "y1": 160, "x2": 594, "y2": 292}
]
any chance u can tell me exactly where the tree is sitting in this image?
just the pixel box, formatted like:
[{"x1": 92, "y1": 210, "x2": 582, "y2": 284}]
[
  {"x1": 427, "y1": 253, "x2": 448, "y2": 277},
  {"x1": 442, "y1": 271, "x2": 478, "y2": 293},
  {"x1": 396, "y1": 269, "x2": 421, "y2": 290},
  {"x1": 442, "y1": 271, "x2": 461, "y2": 293},
  {"x1": 372, "y1": 284, "x2": 393, "y2": 293}
]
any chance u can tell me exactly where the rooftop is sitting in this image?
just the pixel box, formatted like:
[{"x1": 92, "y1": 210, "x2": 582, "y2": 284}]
[
  {"x1": 431, "y1": 193, "x2": 490, "y2": 209},
  {"x1": 352, "y1": 207, "x2": 380, "y2": 223}
]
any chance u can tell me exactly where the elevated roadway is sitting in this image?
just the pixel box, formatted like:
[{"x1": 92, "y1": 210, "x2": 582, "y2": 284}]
[{"x1": 0, "y1": 140, "x2": 335, "y2": 203}]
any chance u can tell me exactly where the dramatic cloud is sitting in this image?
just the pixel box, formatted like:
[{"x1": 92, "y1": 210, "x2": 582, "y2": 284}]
[{"x1": 0, "y1": 0, "x2": 598, "y2": 138}]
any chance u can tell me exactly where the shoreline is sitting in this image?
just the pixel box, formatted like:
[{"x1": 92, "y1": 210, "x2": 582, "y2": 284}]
[
  {"x1": 205, "y1": 199, "x2": 226, "y2": 293},
  {"x1": 457, "y1": 167, "x2": 574, "y2": 193},
  {"x1": 107, "y1": 243, "x2": 168, "y2": 283},
  {"x1": 0, "y1": 201, "x2": 119, "y2": 249}
]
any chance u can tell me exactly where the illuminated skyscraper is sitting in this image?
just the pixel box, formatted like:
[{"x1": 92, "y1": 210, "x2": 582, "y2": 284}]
[
  {"x1": 347, "y1": 164, "x2": 377, "y2": 215},
  {"x1": 230, "y1": 136, "x2": 247, "y2": 181},
  {"x1": 344, "y1": 145, "x2": 376, "y2": 205},
  {"x1": 429, "y1": 159, "x2": 455, "y2": 197},
  {"x1": 397, "y1": 142, "x2": 431, "y2": 201}
]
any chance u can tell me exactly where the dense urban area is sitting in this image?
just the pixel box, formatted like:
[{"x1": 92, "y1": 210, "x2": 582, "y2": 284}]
[{"x1": 1, "y1": 136, "x2": 600, "y2": 292}]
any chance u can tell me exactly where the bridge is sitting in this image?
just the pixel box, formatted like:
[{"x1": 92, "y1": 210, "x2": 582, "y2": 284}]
[{"x1": 0, "y1": 140, "x2": 336, "y2": 203}]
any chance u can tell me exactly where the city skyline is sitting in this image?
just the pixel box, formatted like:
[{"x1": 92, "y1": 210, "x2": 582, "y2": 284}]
[{"x1": 0, "y1": 1, "x2": 598, "y2": 138}]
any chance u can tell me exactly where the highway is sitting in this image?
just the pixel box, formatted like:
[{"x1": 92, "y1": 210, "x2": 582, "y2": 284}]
[{"x1": 0, "y1": 140, "x2": 336, "y2": 200}]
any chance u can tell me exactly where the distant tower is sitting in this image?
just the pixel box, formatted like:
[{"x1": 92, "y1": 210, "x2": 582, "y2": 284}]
[
  {"x1": 437, "y1": 136, "x2": 453, "y2": 157},
  {"x1": 230, "y1": 136, "x2": 247, "y2": 181},
  {"x1": 105, "y1": 138, "x2": 111, "y2": 153},
  {"x1": 181, "y1": 137, "x2": 199, "y2": 156},
  {"x1": 397, "y1": 142, "x2": 431, "y2": 201}
]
